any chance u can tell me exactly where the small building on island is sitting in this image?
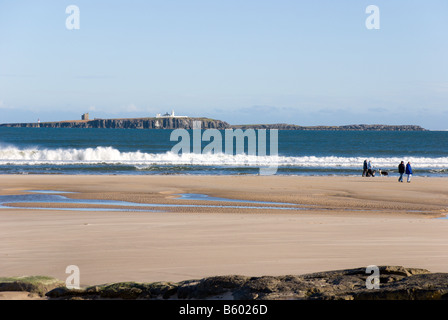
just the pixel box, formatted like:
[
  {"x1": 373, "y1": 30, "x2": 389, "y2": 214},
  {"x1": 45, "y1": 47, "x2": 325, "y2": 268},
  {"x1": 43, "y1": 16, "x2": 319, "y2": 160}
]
[
  {"x1": 155, "y1": 110, "x2": 187, "y2": 118},
  {"x1": 81, "y1": 113, "x2": 89, "y2": 121}
]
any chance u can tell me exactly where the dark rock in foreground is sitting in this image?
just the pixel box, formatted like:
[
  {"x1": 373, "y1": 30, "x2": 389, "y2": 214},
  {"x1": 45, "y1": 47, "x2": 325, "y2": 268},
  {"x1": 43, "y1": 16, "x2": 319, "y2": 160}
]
[
  {"x1": 0, "y1": 276, "x2": 64, "y2": 296},
  {"x1": 42, "y1": 266, "x2": 448, "y2": 300}
]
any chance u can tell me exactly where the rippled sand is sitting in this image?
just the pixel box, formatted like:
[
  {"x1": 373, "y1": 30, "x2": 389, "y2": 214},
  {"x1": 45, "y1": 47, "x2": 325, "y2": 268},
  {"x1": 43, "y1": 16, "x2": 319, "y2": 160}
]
[{"x1": 0, "y1": 174, "x2": 447, "y2": 286}]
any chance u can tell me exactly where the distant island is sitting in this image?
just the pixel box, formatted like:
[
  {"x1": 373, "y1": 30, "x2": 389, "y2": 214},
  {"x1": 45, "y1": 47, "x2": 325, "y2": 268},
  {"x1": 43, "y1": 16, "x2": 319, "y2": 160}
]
[
  {"x1": 0, "y1": 111, "x2": 427, "y2": 131},
  {"x1": 230, "y1": 123, "x2": 427, "y2": 131}
]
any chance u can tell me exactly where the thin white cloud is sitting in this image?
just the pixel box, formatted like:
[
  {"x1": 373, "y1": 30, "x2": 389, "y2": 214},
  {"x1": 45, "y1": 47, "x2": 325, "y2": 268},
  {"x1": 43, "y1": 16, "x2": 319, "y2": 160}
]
[
  {"x1": 74, "y1": 75, "x2": 115, "y2": 80},
  {"x1": 125, "y1": 104, "x2": 140, "y2": 113},
  {"x1": 0, "y1": 100, "x2": 14, "y2": 109},
  {"x1": 431, "y1": 82, "x2": 448, "y2": 93},
  {"x1": 91, "y1": 104, "x2": 160, "y2": 116}
]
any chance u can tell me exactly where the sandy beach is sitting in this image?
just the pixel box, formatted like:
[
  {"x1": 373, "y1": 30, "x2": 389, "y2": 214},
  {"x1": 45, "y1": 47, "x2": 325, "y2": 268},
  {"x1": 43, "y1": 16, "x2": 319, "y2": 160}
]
[{"x1": 1, "y1": 174, "x2": 448, "y2": 288}]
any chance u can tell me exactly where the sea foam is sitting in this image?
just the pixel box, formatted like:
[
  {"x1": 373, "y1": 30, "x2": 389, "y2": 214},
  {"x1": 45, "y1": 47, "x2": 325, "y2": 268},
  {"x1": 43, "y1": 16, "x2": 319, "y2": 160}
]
[{"x1": 0, "y1": 145, "x2": 447, "y2": 169}]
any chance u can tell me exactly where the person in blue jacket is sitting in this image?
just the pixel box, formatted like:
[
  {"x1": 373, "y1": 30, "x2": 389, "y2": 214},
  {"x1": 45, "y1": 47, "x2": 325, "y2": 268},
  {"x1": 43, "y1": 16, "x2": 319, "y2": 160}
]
[{"x1": 405, "y1": 162, "x2": 413, "y2": 183}]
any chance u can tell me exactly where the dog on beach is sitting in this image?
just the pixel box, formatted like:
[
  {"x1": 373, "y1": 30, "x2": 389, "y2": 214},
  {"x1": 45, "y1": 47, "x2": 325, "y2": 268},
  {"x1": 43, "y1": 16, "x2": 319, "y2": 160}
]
[{"x1": 378, "y1": 169, "x2": 388, "y2": 176}]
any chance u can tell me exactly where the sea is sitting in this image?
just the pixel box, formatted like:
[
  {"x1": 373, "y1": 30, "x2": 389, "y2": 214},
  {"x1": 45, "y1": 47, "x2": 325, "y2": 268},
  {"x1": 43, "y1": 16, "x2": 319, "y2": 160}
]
[{"x1": 0, "y1": 127, "x2": 447, "y2": 177}]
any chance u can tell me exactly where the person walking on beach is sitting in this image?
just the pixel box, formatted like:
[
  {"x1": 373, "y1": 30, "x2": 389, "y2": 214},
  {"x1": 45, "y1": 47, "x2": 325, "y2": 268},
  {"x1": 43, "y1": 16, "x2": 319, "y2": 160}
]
[
  {"x1": 366, "y1": 160, "x2": 375, "y2": 177},
  {"x1": 406, "y1": 162, "x2": 413, "y2": 183},
  {"x1": 398, "y1": 161, "x2": 405, "y2": 182},
  {"x1": 362, "y1": 159, "x2": 368, "y2": 177}
]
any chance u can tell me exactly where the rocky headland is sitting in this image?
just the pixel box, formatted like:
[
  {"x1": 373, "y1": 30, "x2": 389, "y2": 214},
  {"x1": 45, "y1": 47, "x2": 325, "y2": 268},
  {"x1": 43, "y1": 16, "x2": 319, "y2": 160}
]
[
  {"x1": 0, "y1": 118, "x2": 427, "y2": 131},
  {"x1": 0, "y1": 117, "x2": 229, "y2": 130}
]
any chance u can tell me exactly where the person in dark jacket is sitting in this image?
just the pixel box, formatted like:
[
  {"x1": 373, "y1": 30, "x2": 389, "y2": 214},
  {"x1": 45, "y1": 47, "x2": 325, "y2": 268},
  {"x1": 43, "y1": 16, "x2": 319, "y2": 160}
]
[
  {"x1": 405, "y1": 162, "x2": 413, "y2": 183},
  {"x1": 362, "y1": 159, "x2": 368, "y2": 177},
  {"x1": 398, "y1": 161, "x2": 405, "y2": 182}
]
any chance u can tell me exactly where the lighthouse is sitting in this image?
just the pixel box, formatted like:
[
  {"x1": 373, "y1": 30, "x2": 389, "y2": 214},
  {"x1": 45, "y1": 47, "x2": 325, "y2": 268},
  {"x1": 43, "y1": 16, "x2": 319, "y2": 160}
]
[{"x1": 155, "y1": 110, "x2": 187, "y2": 118}]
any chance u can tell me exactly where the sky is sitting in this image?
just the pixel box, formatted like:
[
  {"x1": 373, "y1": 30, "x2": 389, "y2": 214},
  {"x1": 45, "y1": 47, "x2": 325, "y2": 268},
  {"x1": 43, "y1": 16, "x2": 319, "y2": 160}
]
[{"x1": 0, "y1": 0, "x2": 447, "y2": 130}]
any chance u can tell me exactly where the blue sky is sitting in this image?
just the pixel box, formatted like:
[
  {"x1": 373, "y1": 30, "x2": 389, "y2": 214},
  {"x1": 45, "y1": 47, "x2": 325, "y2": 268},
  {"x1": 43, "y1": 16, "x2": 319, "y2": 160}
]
[{"x1": 0, "y1": 0, "x2": 447, "y2": 130}]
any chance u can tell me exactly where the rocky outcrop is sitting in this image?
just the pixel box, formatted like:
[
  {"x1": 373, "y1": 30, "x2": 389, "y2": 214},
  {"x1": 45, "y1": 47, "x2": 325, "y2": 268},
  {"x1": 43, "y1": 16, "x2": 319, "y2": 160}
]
[
  {"x1": 0, "y1": 117, "x2": 230, "y2": 130},
  {"x1": 0, "y1": 276, "x2": 64, "y2": 297},
  {"x1": 42, "y1": 266, "x2": 448, "y2": 300},
  {"x1": 338, "y1": 124, "x2": 427, "y2": 131},
  {"x1": 231, "y1": 124, "x2": 427, "y2": 131}
]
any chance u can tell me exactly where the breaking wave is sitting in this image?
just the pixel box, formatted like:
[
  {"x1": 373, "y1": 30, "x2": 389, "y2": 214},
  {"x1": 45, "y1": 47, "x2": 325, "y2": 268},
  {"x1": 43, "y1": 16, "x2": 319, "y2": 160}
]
[{"x1": 1, "y1": 145, "x2": 448, "y2": 169}]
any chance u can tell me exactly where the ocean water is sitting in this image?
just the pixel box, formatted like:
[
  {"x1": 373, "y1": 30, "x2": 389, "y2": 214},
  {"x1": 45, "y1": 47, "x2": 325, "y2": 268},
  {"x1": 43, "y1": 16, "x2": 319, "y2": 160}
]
[{"x1": 0, "y1": 127, "x2": 447, "y2": 176}]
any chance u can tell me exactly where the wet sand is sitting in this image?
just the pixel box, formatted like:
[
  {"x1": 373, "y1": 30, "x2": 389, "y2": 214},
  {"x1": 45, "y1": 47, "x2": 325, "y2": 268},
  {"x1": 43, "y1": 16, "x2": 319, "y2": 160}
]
[{"x1": 0, "y1": 174, "x2": 448, "y2": 287}]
